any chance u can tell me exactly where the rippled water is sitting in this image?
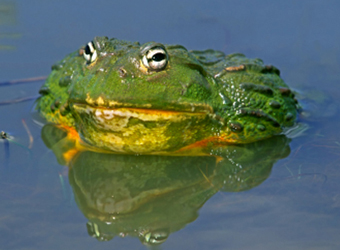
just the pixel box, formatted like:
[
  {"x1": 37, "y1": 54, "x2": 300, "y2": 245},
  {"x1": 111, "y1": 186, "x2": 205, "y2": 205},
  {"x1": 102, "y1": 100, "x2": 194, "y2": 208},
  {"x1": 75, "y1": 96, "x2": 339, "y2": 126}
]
[{"x1": 1, "y1": 0, "x2": 340, "y2": 249}]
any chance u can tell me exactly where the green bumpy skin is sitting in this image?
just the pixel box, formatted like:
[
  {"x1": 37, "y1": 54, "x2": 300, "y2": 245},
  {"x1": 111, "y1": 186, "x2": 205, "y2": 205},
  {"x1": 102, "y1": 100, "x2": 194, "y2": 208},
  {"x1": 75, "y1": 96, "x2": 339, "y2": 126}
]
[{"x1": 36, "y1": 36, "x2": 299, "y2": 154}]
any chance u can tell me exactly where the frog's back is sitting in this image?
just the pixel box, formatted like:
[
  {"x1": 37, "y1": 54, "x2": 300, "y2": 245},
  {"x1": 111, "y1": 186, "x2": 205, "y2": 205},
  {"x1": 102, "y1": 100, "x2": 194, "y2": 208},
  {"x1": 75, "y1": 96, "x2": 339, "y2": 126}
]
[{"x1": 189, "y1": 49, "x2": 299, "y2": 143}]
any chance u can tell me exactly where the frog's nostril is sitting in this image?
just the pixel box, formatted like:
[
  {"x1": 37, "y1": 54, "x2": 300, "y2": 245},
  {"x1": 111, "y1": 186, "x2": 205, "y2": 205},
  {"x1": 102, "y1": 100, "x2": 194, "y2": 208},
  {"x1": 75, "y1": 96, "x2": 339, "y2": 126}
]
[{"x1": 118, "y1": 67, "x2": 127, "y2": 78}]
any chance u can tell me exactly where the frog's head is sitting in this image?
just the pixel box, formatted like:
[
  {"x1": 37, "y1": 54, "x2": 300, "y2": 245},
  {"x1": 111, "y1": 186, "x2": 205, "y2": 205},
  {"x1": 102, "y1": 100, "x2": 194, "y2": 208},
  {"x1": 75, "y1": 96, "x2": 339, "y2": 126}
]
[
  {"x1": 43, "y1": 36, "x2": 220, "y2": 153},
  {"x1": 70, "y1": 36, "x2": 215, "y2": 113}
]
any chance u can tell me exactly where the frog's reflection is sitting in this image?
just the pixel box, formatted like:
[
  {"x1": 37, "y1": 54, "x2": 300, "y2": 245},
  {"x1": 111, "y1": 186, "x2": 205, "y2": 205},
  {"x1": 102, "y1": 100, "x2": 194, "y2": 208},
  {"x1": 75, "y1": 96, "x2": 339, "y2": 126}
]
[{"x1": 41, "y1": 124, "x2": 291, "y2": 245}]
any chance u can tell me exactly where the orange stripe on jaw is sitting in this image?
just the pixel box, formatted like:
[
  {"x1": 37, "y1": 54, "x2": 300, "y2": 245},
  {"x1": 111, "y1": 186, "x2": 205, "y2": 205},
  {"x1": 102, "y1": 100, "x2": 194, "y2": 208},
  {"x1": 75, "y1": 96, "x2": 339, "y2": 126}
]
[
  {"x1": 171, "y1": 136, "x2": 237, "y2": 162},
  {"x1": 176, "y1": 136, "x2": 239, "y2": 152},
  {"x1": 58, "y1": 124, "x2": 119, "y2": 155},
  {"x1": 64, "y1": 126, "x2": 80, "y2": 139},
  {"x1": 56, "y1": 124, "x2": 81, "y2": 142}
]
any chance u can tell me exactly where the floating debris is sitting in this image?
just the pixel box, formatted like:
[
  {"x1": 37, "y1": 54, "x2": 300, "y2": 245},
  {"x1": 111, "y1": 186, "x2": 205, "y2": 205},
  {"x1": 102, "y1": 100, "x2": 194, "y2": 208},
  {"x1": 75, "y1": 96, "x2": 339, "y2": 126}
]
[{"x1": 1, "y1": 131, "x2": 8, "y2": 139}]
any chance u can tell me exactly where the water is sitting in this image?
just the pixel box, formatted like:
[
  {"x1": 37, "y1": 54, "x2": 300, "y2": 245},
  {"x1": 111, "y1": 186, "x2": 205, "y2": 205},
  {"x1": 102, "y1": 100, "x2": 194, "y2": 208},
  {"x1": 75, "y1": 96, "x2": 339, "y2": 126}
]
[{"x1": 1, "y1": 0, "x2": 340, "y2": 249}]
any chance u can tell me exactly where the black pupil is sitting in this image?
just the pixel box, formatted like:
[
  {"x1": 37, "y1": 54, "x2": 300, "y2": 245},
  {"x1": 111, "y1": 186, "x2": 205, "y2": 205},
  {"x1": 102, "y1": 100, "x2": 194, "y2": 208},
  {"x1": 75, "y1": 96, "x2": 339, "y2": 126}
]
[
  {"x1": 152, "y1": 53, "x2": 165, "y2": 62},
  {"x1": 84, "y1": 44, "x2": 92, "y2": 55}
]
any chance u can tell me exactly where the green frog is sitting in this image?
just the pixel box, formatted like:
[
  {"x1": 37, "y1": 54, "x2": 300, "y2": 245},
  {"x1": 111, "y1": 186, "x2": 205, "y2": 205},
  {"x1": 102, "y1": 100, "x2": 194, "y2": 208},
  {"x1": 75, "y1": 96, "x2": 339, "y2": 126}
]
[{"x1": 36, "y1": 36, "x2": 299, "y2": 154}]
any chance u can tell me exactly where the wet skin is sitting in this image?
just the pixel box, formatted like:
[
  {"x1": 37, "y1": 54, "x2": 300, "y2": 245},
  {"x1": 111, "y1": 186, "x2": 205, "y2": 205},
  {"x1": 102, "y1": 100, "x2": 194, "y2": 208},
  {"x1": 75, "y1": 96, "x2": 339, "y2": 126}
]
[{"x1": 36, "y1": 36, "x2": 299, "y2": 154}]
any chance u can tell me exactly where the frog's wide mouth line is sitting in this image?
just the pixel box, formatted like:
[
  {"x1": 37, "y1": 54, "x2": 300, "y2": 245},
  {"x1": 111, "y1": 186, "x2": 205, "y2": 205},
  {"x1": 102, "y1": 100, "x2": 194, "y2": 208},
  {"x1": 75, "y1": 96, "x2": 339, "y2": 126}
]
[
  {"x1": 70, "y1": 96, "x2": 215, "y2": 114},
  {"x1": 71, "y1": 103, "x2": 210, "y2": 123}
]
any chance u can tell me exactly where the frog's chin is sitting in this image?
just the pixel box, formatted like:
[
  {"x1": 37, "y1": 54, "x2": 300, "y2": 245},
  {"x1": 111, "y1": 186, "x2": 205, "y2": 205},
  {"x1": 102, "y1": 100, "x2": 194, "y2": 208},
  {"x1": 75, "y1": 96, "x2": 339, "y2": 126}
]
[{"x1": 69, "y1": 103, "x2": 214, "y2": 153}]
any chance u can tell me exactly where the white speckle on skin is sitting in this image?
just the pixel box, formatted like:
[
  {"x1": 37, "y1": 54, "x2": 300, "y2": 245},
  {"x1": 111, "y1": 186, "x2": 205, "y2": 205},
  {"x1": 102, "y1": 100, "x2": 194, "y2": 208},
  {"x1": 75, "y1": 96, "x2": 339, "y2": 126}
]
[
  {"x1": 103, "y1": 110, "x2": 114, "y2": 120},
  {"x1": 219, "y1": 93, "x2": 226, "y2": 104},
  {"x1": 94, "y1": 109, "x2": 104, "y2": 123}
]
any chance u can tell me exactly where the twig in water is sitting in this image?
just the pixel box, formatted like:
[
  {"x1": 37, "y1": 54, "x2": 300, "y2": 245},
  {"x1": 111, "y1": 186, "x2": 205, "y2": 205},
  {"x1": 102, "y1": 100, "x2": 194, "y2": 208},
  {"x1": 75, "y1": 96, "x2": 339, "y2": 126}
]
[
  {"x1": 22, "y1": 119, "x2": 33, "y2": 149},
  {"x1": 0, "y1": 76, "x2": 46, "y2": 86},
  {"x1": 0, "y1": 95, "x2": 40, "y2": 106}
]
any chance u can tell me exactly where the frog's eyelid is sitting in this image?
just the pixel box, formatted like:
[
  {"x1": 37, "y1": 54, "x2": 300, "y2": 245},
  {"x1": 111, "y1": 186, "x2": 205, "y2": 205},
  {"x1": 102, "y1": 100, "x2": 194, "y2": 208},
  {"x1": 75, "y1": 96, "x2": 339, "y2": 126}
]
[{"x1": 83, "y1": 41, "x2": 98, "y2": 63}]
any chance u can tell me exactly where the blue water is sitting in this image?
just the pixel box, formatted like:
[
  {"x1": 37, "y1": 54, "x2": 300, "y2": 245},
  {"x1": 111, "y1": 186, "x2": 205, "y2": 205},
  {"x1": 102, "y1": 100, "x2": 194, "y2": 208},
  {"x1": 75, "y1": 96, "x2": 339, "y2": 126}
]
[{"x1": 1, "y1": 0, "x2": 340, "y2": 249}]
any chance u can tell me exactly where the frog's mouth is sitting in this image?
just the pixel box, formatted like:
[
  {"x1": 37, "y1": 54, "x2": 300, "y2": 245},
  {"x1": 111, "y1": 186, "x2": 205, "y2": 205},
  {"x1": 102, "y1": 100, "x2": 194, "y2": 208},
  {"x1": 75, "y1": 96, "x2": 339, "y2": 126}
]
[
  {"x1": 71, "y1": 103, "x2": 213, "y2": 124},
  {"x1": 70, "y1": 95, "x2": 215, "y2": 119}
]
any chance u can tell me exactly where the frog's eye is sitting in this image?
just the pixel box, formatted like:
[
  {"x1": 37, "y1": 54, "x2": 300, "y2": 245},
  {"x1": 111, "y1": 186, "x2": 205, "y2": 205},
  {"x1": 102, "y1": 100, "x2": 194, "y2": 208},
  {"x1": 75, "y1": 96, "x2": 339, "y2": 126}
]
[
  {"x1": 142, "y1": 47, "x2": 168, "y2": 71},
  {"x1": 83, "y1": 41, "x2": 98, "y2": 63},
  {"x1": 140, "y1": 230, "x2": 169, "y2": 245}
]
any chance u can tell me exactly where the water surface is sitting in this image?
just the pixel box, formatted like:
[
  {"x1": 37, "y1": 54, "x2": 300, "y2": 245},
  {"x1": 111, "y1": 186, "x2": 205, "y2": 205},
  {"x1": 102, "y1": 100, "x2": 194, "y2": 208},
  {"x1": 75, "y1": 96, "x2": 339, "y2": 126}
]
[{"x1": 1, "y1": 0, "x2": 340, "y2": 249}]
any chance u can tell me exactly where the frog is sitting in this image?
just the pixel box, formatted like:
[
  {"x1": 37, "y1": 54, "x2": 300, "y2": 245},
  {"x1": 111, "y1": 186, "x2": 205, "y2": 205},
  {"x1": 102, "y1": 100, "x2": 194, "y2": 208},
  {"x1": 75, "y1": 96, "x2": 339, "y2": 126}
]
[{"x1": 36, "y1": 36, "x2": 299, "y2": 154}]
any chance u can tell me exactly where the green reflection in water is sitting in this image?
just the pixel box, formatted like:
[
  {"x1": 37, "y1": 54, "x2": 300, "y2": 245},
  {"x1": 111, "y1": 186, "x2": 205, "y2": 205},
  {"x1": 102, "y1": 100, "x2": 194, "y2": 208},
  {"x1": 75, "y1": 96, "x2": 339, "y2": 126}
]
[
  {"x1": 41, "y1": 124, "x2": 291, "y2": 245},
  {"x1": 0, "y1": 2, "x2": 15, "y2": 25},
  {"x1": 0, "y1": 1, "x2": 17, "y2": 50}
]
